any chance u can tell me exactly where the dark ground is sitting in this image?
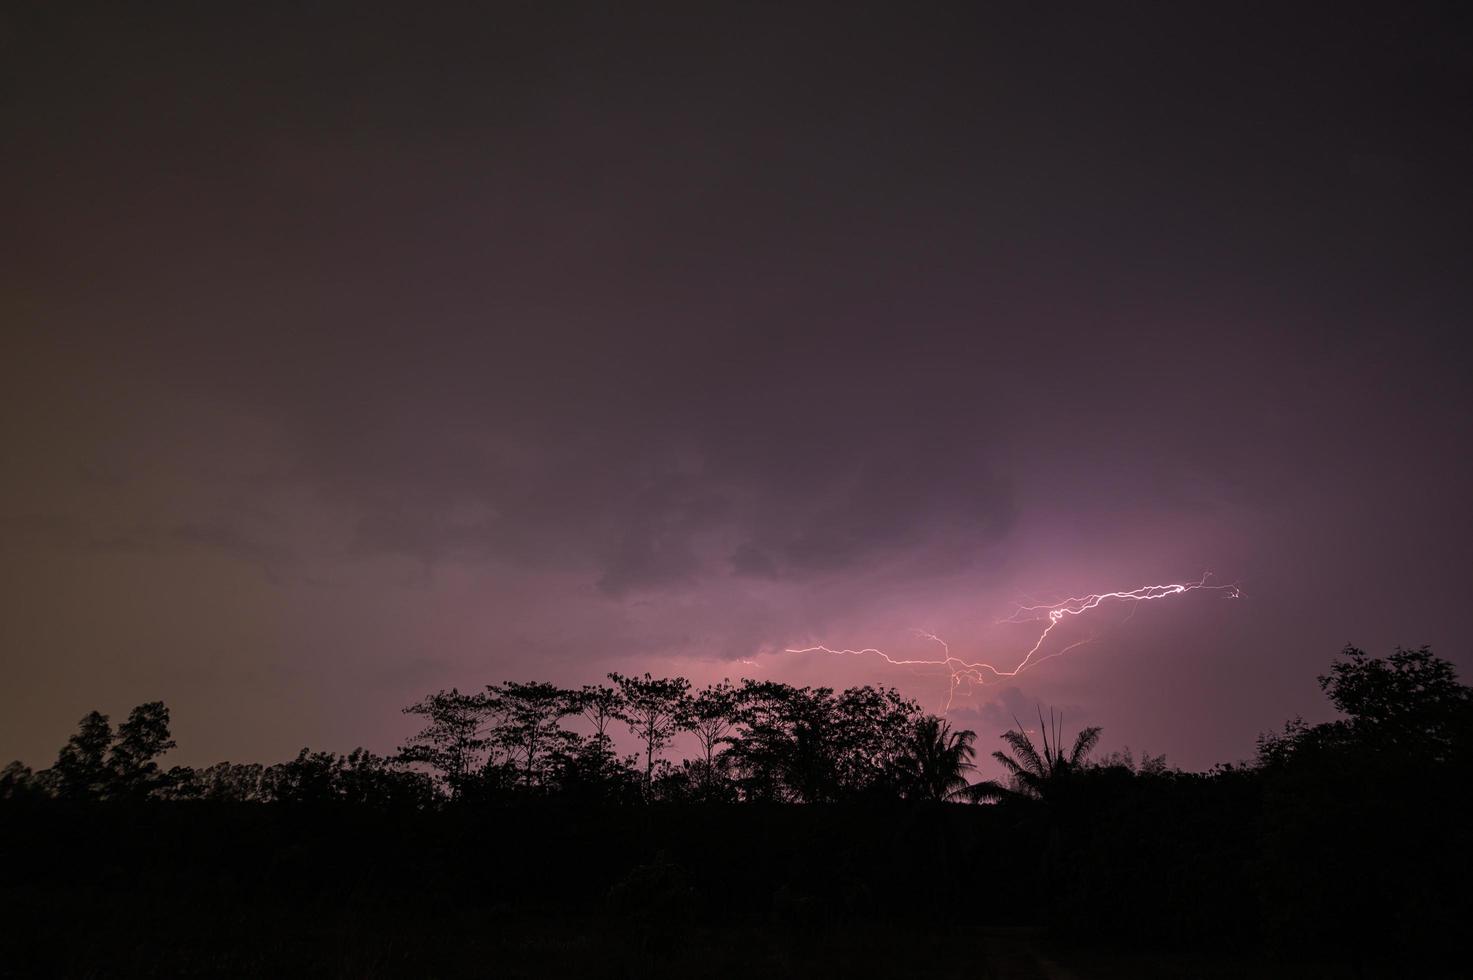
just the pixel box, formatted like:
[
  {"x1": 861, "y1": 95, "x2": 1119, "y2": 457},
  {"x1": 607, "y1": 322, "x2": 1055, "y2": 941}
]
[{"x1": 1, "y1": 800, "x2": 1450, "y2": 979}]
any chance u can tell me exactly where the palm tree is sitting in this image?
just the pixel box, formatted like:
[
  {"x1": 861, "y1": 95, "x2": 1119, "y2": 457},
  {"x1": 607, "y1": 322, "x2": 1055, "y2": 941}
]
[
  {"x1": 968, "y1": 707, "x2": 1100, "y2": 804},
  {"x1": 896, "y1": 715, "x2": 979, "y2": 801}
]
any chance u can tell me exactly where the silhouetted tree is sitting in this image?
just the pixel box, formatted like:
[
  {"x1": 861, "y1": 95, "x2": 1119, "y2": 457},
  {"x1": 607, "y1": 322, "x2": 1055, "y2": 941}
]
[
  {"x1": 574, "y1": 683, "x2": 625, "y2": 749},
  {"x1": 214, "y1": 762, "x2": 267, "y2": 802},
  {"x1": 159, "y1": 761, "x2": 267, "y2": 802},
  {"x1": 0, "y1": 761, "x2": 40, "y2": 801},
  {"x1": 547, "y1": 739, "x2": 642, "y2": 804},
  {"x1": 686, "y1": 680, "x2": 738, "y2": 798},
  {"x1": 51, "y1": 710, "x2": 114, "y2": 800},
  {"x1": 830, "y1": 685, "x2": 921, "y2": 796},
  {"x1": 1320, "y1": 644, "x2": 1472, "y2": 759},
  {"x1": 264, "y1": 748, "x2": 341, "y2": 804},
  {"x1": 31, "y1": 702, "x2": 178, "y2": 801},
  {"x1": 610, "y1": 672, "x2": 690, "y2": 797},
  {"x1": 561, "y1": 684, "x2": 626, "y2": 790},
  {"x1": 1249, "y1": 645, "x2": 1473, "y2": 954},
  {"x1": 971, "y1": 709, "x2": 1101, "y2": 803},
  {"x1": 488, "y1": 682, "x2": 579, "y2": 791},
  {"x1": 726, "y1": 680, "x2": 922, "y2": 802},
  {"x1": 894, "y1": 716, "x2": 978, "y2": 802},
  {"x1": 399, "y1": 688, "x2": 491, "y2": 800},
  {"x1": 338, "y1": 748, "x2": 435, "y2": 807},
  {"x1": 727, "y1": 680, "x2": 829, "y2": 802},
  {"x1": 1092, "y1": 745, "x2": 1168, "y2": 775},
  {"x1": 107, "y1": 701, "x2": 176, "y2": 798},
  {"x1": 1256, "y1": 645, "x2": 1473, "y2": 770}
]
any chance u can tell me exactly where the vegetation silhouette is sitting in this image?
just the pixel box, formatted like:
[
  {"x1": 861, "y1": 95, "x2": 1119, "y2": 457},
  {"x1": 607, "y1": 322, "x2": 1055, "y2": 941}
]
[
  {"x1": 969, "y1": 708, "x2": 1102, "y2": 805},
  {"x1": 892, "y1": 715, "x2": 979, "y2": 802},
  {"x1": 2, "y1": 645, "x2": 1470, "y2": 976}
]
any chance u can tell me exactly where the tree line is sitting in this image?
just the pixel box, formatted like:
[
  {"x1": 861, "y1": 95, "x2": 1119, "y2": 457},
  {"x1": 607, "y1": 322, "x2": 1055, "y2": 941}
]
[
  {"x1": 1, "y1": 674, "x2": 995, "y2": 807},
  {"x1": 7, "y1": 644, "x2": 1467, "y2": 817},
  {"x1": 2, "y1": 644, "x2": 1470, "y2": 965}
]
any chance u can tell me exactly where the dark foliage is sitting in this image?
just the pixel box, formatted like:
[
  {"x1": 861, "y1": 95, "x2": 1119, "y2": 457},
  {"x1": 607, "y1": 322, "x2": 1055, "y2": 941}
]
[{"x1": 2, "y1": 646, "x2": 1469, "y2": 975}]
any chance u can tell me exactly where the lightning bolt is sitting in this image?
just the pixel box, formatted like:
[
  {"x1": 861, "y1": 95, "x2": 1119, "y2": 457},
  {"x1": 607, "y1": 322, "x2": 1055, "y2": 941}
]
[{"x1": 783, "y1": 573, "x2": 1240, "y2": 711}]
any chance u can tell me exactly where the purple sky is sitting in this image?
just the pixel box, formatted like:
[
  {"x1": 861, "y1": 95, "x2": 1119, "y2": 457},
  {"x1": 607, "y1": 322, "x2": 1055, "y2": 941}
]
[{"x1": 4, "y1": 4, "x2": 1471, "y2": 775}]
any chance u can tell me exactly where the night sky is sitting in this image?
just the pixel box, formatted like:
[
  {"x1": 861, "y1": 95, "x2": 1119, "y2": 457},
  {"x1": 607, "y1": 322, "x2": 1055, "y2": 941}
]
[{"x1": 4, "y1": 3, "x2": 1471, "y2": 774}]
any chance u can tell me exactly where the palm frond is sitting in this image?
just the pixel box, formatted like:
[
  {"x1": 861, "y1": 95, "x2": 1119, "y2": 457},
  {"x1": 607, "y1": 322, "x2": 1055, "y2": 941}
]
[
  {"x1": 1069, "y1": 725, "x2": 1102, "y2": 766},
  {"x1": 999, "y1": 729, "x2": 1045, "y2": 777},
  {"x1": 990, "y1": 749, "x2": 1025, "y2": 777}
]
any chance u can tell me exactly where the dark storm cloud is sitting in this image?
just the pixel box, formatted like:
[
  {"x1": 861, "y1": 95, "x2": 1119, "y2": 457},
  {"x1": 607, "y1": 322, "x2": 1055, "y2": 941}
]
[{"x1": 328, "y1": 402, "x2": 1017, "y2": 594}]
